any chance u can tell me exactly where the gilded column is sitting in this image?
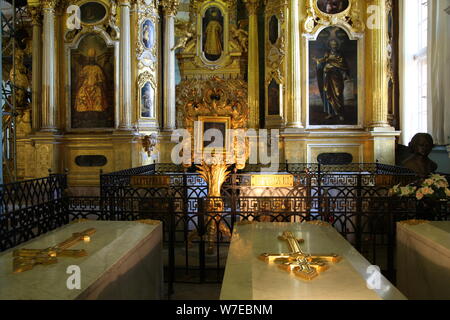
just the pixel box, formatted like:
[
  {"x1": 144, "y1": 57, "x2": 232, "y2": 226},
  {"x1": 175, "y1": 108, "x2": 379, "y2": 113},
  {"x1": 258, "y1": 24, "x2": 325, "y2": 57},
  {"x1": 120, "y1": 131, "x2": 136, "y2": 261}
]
[
  {"x1": 29, "y1": 5, "x2": 42, "y2": 131},
  {"x1": 161, "y1": 0, "x2": 179, "y2": 130},
  {"x1": 368, "y1": 0, "x2": 389, "y2": 128},
  {"x1": 41, "y1": 0, "x2": 57, "y2": 131},
  {"x1": 244, "y1": 0, "x2": 260, "y2": 129},
  {"x1": 118, "y1": 0, "x2": 132, "y2": 130},
  {"x1": 286, "y1": 0, "x2": 302, "y2": 128}
]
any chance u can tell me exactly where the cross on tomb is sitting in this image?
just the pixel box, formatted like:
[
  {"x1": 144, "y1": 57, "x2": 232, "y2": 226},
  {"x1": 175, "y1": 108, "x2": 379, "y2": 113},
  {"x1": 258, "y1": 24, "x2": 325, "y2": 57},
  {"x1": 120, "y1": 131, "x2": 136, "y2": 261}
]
[
  {"x1": 259, "y1": 231, "x2": 342, "y2": 280},
  {"x1": 13, "y1": 228, "x2": 96, "y2": 273}
]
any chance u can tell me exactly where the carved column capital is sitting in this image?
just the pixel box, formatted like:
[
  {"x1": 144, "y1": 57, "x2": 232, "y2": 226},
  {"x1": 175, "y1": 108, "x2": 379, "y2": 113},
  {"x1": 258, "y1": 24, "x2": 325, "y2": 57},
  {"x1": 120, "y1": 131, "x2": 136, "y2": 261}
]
[
  {"x1": 244, "y1": 0, "x2": 260, "y2": 15},
  {"x1": 160, "y1": 0, "x2": 179, "y2": 16},
  {"x1": 118, "y1": 0, "x2": 132, "y2": 8},
  {"x1": 41, "y1": 0, "x2": 58, "y2": 10},
  {"x1": 29, "y1": 5, "x2": 42, "y2": 26}
]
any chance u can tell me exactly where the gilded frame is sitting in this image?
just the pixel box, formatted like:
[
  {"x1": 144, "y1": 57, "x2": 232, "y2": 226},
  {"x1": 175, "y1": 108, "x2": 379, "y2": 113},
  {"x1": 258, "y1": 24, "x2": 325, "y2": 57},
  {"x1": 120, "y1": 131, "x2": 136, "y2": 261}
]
[
  {"x1": 196, "y1": 1, "x2": 230, "y2": 68},
  {"x1": 137, "y1": 71, "x2": 157, "y2": 121},
  {"x1": 264, "y1": 0, "x2": 287, "y2": 128},
  {"x1": 136, "y1": 10, "x2": 159, "y2": 70},
  {"x1": 303, "y1": 0, "x2": 364, "y2": 34},
  {"x1": 314, "y1": 0, "x2": 351, "y2": 18}
]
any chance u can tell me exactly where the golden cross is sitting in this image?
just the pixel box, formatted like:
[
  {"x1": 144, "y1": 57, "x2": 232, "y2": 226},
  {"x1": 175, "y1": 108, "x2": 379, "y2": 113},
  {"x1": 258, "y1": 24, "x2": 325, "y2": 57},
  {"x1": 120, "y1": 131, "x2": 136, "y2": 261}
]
[
  {"x1": 259, "y1": 231, "x2": 342, "y2": 280},
  {"x1": 13, "y1": 228, "x2": 96, "y2": 273}
]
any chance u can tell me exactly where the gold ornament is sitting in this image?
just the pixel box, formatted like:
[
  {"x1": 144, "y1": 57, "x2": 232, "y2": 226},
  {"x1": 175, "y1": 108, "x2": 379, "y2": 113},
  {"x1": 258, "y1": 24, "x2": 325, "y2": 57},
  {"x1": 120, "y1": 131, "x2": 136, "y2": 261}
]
[
  {"x1": 13, "y1": 229, "x2": 96, "y2": 273},
  {"x1": 259, "y1": 231, "x2": 342, "y2": 280}
]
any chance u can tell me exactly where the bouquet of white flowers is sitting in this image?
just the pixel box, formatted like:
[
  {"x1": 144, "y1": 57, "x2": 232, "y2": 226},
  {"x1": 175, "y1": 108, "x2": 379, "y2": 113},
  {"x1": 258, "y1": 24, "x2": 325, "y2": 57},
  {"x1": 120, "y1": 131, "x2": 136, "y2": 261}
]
[{"x1": 389, "y1": 174, "x2": 450, "y2": 200}]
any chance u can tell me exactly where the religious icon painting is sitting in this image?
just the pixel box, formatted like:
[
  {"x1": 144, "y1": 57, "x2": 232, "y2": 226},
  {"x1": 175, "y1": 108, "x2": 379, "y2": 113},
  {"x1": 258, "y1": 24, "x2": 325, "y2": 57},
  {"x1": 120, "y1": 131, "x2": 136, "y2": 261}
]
[
  {"x1": 202, "y1": 6, "x2": 224, "y2": 62},
  {"x1": 142, "y1": 19, "x2": 155, "y2": 50},
  {"x1": 268, "y1": 15, "x2": 279, "y2": 45},
  {"x1": 268, "y1": 79, "x2": 280, "y2": 116},
  {"x1": 316, "y1": 0, "x2": 350, "y2": 15},
  {"x1": 141, "y1": 82, "x2": 155, "y2": 119},
  {"x1": 196, "y1": 116, "x2": 231, "y2": 154},
  {"x1": 308, "y1": 26, "x2": 358, "y2": 126},
  {"x1": 79, "y1": 1, "x2": 108, "y2": 25},
  {"x1": 70, "y1": 34, "x2": 115, "y2": 129}
]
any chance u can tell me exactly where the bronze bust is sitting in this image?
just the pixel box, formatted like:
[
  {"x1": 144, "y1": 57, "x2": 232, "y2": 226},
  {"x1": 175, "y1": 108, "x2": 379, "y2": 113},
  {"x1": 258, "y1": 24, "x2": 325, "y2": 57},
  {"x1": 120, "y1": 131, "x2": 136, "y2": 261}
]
[{"x1": 402, "y1": 133, "x2": 438, "y2": 177}]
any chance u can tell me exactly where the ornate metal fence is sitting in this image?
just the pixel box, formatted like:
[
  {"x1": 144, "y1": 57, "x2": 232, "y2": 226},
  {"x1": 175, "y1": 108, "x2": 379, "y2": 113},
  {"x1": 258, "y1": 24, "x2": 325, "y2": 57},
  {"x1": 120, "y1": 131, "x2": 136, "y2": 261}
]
[
  {"x1": 1, "y1": 164, "x2": 449, "y2": 294},
  {"x1": 0, "y1": 174, "x2": 68, "y2": 251}
]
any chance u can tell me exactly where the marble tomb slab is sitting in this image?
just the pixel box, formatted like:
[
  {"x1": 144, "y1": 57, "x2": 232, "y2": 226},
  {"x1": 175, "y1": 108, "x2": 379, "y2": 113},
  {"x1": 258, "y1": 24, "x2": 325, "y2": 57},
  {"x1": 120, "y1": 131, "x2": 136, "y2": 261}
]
[
  {"x1": 397, "y1": 221, "x2": 450, "y2": 300},
  {"x1": 0, "y1": 220, "x2": 163, "y2": 300},
  {"x1": 220, "y1": 222, "x2": 405, "y2": 300}
]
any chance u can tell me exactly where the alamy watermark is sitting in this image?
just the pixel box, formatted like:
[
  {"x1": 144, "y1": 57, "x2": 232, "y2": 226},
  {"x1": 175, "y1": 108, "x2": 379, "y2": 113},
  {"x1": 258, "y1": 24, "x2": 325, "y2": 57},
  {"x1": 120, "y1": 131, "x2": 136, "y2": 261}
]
[
  {"x1": 66, "y1": 265, "x2": 81, "y2": 290},
  {"x1": 171, "y1": 124, "x2": 281, "y2": 172},
  {"x1": 66, "y1": 5, "x2": 81, "y2": 31},
  {"x1": 366, "y1": 265, "x2": 382, "y2": 290}
]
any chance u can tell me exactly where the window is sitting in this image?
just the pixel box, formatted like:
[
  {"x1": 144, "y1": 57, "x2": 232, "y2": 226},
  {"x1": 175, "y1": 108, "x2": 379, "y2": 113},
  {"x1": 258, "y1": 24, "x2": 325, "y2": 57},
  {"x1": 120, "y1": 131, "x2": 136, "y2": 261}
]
[{"x1": 400, "y1": 0, "x2": 429, "y2": 145}]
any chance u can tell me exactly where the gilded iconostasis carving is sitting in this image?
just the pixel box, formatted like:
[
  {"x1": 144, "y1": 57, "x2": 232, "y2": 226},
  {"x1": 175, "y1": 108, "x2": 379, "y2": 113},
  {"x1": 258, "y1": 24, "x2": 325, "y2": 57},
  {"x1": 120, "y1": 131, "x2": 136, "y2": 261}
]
[
  {"x1": 174, "y1": 0, "x2": 246, "y2": 78},
  {"x1": 174, "y1": 0, "x2": 248, "y2": 135},
  {"x1": 135, "y1": 0, "x2": 159, "y2": 129},
  {"x1": 304, "y1": 0, "x2": 365, "y2": 34},
  {"x1": 264, "y1": 0, "x2": 286, "y2": 128},
  {"x1": 10, "y1": 0, "x2": 400, "y2": 185}
]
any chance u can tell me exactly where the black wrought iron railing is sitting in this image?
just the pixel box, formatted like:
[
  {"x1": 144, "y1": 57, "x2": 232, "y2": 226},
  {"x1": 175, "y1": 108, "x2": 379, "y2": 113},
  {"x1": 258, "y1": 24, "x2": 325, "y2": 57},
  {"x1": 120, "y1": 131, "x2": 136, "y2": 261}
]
[
  {"x1": 0, "y1": 174, "x2": 68, "y2": 251},
  {"x1": 1, "y1": 164, "x2": 449, "y2": 296}
]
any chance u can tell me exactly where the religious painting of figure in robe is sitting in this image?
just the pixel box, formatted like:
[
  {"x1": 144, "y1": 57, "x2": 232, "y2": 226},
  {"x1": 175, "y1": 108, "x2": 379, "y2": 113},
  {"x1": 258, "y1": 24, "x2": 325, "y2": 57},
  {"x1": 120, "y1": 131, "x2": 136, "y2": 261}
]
[
  {"x1": 202, "y1": 7, "x2": 224, "y2": 61},
  {"x1": 80, "y1": 1, "x2": 107, "y2": 24},
  {"x1": 317, "y1": 0, "x2": 349, "y2": 14},
  {"x1": 309, "y1": 27, "x2": 357, "y2": 126},
  {"x1": 142, "y1": 19, "x2": 155, "y2": 50},
  {"x1": 71, "y1": 34, "x2": 115, "y2": 129},
  {"x1": 141, "y1": 82, "x2": 155, "y2": 118}
]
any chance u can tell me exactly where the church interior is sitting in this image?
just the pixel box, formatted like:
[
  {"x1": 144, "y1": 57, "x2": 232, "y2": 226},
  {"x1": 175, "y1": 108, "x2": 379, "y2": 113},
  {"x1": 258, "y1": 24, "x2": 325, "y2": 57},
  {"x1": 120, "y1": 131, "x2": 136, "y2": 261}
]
[{"x1": 0, "y1": 0, "x2": 449, "y2": 302}]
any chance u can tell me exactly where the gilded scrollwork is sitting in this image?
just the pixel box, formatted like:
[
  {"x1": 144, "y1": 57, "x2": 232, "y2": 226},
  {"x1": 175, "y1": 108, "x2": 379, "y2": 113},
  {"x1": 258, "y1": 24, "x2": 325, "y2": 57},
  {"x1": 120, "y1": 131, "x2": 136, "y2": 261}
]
[
  {"x1": 177, "y1": 76, "x2": 248, "y2": 131},
  {"x1": 105, "y1": 0, "x2": 120, "y2": 40},
  {"x1": 303, "y1": 0, "x2": 364, "y2": 34},
  {"x1": 160, "y1": 0, "x2": 180, "y2": 16},
  {"x1": 173, "y1": 19, "x2": 196, "y2": 52},
  {"x1": 230, "y1": 23, "x2": 249, "y2": 53},
  {"x1": 63, "y1": 1, "x2": 118, "y2": 43}
]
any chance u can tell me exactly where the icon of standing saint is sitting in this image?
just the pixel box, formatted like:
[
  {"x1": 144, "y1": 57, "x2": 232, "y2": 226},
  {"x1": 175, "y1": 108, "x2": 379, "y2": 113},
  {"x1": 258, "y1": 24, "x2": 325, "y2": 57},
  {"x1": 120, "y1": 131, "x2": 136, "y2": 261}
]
[
  {"x1": 75, "y1": 48, "x2": 108, "y2": 113},
  {"x1": 313, "y1": 39, "x2": 350, "y2": 121},
  {"x1": 203, "y1": 7, "x2": 224, "y2": 61},
  {"x1": 142, "y1": 20, "x2": 155, "y2": 50}
]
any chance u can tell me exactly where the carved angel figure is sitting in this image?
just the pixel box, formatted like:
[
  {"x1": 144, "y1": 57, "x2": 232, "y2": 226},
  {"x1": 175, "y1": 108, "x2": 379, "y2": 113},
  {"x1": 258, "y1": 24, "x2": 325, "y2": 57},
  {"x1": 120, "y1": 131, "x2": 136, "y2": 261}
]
[
  {"x1": 172, "y1": 20, "x2": 195, "y2": 52},
  {"x1": 230, "y1": 23, "x2": 249, "y2": 52},
  {"x1": 142, "y1": 133, "x2": 158, "y2": 156}
]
